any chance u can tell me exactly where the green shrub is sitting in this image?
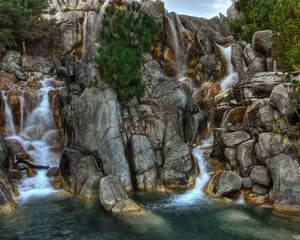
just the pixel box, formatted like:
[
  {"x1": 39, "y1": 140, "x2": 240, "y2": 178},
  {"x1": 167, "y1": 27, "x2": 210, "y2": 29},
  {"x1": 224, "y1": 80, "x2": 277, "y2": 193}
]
[
  {"x1": 0, "y1": 0, "x2": 54, "y2": 49},
  {"x1": 94, "y1": 2, "x2": 161, "y2": 101},
  {"x1": 230, "y1": 0, "x2": 277, "y2": 41},
  {"x1": 271, "y1": 0, "x2": 300, "y2": 71}
]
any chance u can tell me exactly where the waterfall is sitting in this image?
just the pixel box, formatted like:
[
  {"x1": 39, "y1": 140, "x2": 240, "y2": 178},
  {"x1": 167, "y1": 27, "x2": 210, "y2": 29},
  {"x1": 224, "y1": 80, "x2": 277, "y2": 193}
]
[
  {"x1": 19, "y1": 90, "x2": 25, "y2": 133},
  {"x1": 218, "y1": 45, "x2": 238, "y2": 90},
  {"x1": 172, "y1": 137, "x2": 213, "y2": 205},
  {"x1": 100, "y1": 0, "x2": 110, "y2": 20},
  {"x1": 166, "y1": 14, "x2": 181, "y2": 74},
  {"x1": 2, "y1": 91, "x2": 16, "y2": 136},
  {"x1": 4, "y1": 76, "x2": 61, "y2": 202}
]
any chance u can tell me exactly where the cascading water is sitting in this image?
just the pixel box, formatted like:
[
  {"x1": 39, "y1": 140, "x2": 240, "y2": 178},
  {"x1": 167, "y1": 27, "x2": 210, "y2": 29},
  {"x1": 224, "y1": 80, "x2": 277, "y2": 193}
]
[
  {"x1": 172, "y1": 137, "x2": 213, "y2": 205},
  {"x1": 218, "y1": 45, "x2": 238, "y2": 90},
  {"x1": 3, "y1": 76, "x2": 61, "y2": 202},
  {"x1": 2, "y1": 91, "x2": 16, "y2": 136},
  {"x1": 166, "y1": 14, "x2": 181, "y2": 74},
  {"x1": 82, "y1": 0, "x2": 110, "y2": 60}
]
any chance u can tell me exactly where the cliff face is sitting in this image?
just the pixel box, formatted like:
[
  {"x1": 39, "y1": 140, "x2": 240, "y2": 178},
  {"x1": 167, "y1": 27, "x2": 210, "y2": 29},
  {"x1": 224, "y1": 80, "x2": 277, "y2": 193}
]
[{"x1": 0, "y1": 0, "x2": 299, "y2": 215}]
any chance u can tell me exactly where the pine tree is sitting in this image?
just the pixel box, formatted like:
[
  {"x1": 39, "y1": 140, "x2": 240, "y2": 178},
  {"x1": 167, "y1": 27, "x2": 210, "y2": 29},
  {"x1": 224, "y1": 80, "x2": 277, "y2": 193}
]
[
  {"x1": 94, "y1": 2, "x2": 161, "y2": 101},
  {"x1": 271, "y1": 0, "x2": 300, "y2": 71},
  {"x1": 0, "y1": 0, "x2": 53, "y2": 51}
]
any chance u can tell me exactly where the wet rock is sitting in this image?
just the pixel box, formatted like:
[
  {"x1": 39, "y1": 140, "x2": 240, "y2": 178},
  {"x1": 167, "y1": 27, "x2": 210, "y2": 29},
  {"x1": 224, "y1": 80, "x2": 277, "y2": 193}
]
[
  {"x1": 111, "y1": 198, "x2": 141, "y2": 214},
  {"x1": 0, "y1": 72, "x2": 17, "y2": 91},
  {"x1": 26, "y1": 168, "x2": 37, "y2": 178},
  {"x1": 245, "y1": 192, "x2": 269, "y2": 205},
  {"x1": 10, "y1": 169, "x2": 22, "y2": 180},
  {"x1": 237, "y1": 140, "x2": 255, "y2": 176},
  {"x1": 266, "y1": 154, "x2": 300, "y2": 205},
  {"x1": 60, "y1": 147, "x2": 102, "y2": 194},
  {"x1": 250, "y1": 165, "x2": 271, "y2": 187},
  {"x1": 51, "y1": 176, "x2": 62, "y2": 189},
  {"x1": 6, "y1": 140, "x2": 28, "y2": 160},
  {"x1": 80, "y1": 172, "x2": 104, "y2": 199},
  {"x1": 185, "y1": 112, "x2": 208, "y2": 144},
  {"x1": 255, "y1": 133, "x2": 290, "y2": 163},
  {"x1": 16, "y1": 153, "x2": 30, "y2": 161},
  {"x1": 252, "y1": 184, "x2": 269, "y2": 195},
  {"x1": 46, "y1": 167, "x2": 59, "y2": 178},
  {"x1": 252, "y1": 30, "x2": 273, "y2": 56},
  {"x1": 208, "y1": 171, "x2": 242, "y2": 197},
  {"x1": 0, "y1": 136, "x2": 11, "y2": 170},
  {"x1": 223, "y1": 131, "x2": 251, "y2": 147},
  {"x1": 99, "y1": 175, "x2": 141, "y2": 214},
  {"x1": 242, "y1": 177, "x2": 254, "y2": 188}
]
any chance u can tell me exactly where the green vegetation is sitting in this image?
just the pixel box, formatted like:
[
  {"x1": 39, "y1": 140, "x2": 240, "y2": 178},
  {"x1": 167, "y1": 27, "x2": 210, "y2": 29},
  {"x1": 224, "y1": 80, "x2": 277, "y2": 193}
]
[
  {"x1": 230, "y1": 0, "x2": 276, "y2": 42},
  {"x1": 271, "y1": 0, "x2": 300, "y2": 71},
  {"x1": 231, "y1": 0, "x2": 300, "y2": 71},
  {"x1": 94, "y1": 2, "x2": 161, "y2": 101},
  {"x1": 0, "y1": 0, "x2": 54, "y2": 51}
]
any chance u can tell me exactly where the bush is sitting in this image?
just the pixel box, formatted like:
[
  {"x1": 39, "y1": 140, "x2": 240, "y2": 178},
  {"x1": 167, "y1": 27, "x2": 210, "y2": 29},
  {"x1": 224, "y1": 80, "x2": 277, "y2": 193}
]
[
  {"x1": 0, "y1": 0, "x2": 54, "y2": 50},
  {"x1": 94, "y1": 2, "x2": 161, "y2": 101},
  {"x1": 230, "y1": 0, "x2": 277, "y2": 41},
  {"x1": 271, "y1": 0, "x2": 300, "y2": 71}
]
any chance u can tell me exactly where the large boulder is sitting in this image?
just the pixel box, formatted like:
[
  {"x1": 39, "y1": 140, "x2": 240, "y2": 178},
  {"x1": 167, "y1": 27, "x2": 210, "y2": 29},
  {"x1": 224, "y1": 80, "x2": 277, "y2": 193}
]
[
  {"x1": 249, "y1": 165, "x2": 271, "y2": 187},
  {"x1": 255, "y1": 133, "x2": 290, "y2": 163},
  {"x1": 99, "y1": 175, "x2": 141, "y2": 214},
  {"x1": 237, "y1": 140, "x2": 255, "y2": 176},
  {"x1": 270, "y1": 84, "x2": 293, "y2": 117},
  {"x1": 80, "y1": 172, "x2": 104, "y2": 199},
  {"x1": 252, "y1": 30, "x2": 273, "y2": 56},
  {"x1": 242, "y1": 72, "x2": 284, "y2": 99},
  {"x1": 60, "y1": 147, "x2": 102, "y2": 195},
  {"x1": 208, "y1": 171, "x2": 242, "y2": 197},
  {"x1": 223, "y1": 131, "x2": 251, "y2": 147},
  {"x1": 266, "y1": 154, "x2": 300, "y2": 204},
  {"x1": 0, "y1": 51, "x2": 27, "y2": 80}
]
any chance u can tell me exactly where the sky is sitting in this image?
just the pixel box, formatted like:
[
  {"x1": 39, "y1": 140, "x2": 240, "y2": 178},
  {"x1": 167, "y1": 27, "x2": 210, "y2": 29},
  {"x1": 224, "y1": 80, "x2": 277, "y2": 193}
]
[{"x1": 161, "y1": 0, "x2": 232, "y2": 19}]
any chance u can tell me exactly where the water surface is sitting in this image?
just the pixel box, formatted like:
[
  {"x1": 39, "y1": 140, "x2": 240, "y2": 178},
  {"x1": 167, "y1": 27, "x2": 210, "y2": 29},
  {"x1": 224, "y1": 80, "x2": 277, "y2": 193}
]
[{"x1": 1, "y1": 192, "x2": 300, "y2": 240}]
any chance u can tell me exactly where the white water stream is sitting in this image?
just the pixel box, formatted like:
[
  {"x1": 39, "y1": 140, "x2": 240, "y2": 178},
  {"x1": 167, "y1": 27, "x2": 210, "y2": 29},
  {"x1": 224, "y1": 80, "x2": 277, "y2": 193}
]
[
  {"x1": 218, "y1": 45, "x2": 238, "y2": 90},
  {"x1": 3, "y1": 77, "x2": 61, "y2": 202},
  {"x1": 172, "y1": 137, "x2": 213, "y2": 205},
  {"x1": 2, "y1": 92, "x2": 16, "y2": 136}
]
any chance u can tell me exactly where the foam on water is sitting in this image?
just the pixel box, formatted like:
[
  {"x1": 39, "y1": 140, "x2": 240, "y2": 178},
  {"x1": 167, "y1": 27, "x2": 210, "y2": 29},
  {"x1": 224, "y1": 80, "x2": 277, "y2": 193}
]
[
  {"x1": 171, "y1": 136, "x2": 213, "y2": 205},
  {"x1": 218, "y1": 45, "x2": 238, "y2": 90},
  {"x1": 4, "y1": 76, "x2": 61, "y2": 202}
]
